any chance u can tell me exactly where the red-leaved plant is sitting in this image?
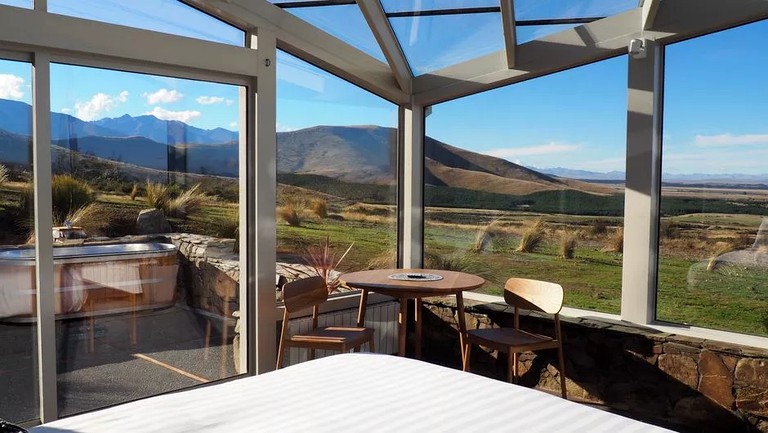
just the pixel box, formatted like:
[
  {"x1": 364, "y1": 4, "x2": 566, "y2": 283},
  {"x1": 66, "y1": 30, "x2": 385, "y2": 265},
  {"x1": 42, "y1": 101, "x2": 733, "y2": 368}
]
[{"x1": 294, "y1": 236, "x2": 354, "y2": 293}]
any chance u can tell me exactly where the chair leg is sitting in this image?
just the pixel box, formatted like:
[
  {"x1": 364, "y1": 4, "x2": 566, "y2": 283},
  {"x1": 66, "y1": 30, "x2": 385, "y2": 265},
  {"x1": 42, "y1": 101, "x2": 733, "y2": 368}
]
[
  {"x1": 558, "y1": 344, "x2": 567, "y2": 399},
  {"x1": 369, "y1": 336, "x2": 376, "y2": 354},
  {"x1": 308, "y1": 348, "x2": 316, "y2": 361},
  {"x1": 276, "y1": 340, "x2": 286, "y2": 369},
  {"x1": 507, "y1": 351, "x2": 518, "y2": 384},
  {"x1": 462, "y1": 343, "x2": 472, "y2": 372}
]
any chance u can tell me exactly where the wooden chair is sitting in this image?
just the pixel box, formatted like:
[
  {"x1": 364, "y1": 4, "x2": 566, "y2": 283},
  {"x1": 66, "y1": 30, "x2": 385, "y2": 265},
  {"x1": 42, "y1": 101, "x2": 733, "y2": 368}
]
[
  {"x1": 277, "y1": 276, "x2": 375, "y2": 369},
  {"x1": 463, "y1": 278, "x2": 567, "y2": 399}
]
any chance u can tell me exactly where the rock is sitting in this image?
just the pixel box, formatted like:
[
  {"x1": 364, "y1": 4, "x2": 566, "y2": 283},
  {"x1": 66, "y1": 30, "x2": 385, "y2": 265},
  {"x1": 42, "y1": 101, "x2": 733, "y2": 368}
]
[
  {"x1": 698, "y1": 351, "x2": 734, "y2": 408},
  {"x1": 735, "y1": 358, "x2": 768, "y2": 389},
  {"x1": 136, "y1": 208, "x2": 171, "y2": 234},
  {"x1": 658, "y1": 354, "x2": 699, "y2": 389},
  {"x1": 735, "y1": 388, "x2": 768, "y2": 417}
]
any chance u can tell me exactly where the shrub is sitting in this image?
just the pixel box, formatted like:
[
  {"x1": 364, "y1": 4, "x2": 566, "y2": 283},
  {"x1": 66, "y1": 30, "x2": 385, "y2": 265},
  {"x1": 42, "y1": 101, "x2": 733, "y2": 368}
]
[
  {"x1": 0, "y1": 164, "x2": 8, "y2": 186},
  {"x1": 590, "y1": 219, "x2": 609, "y2": 236},
  {"x1": 660, "y1": 220, "x2": 679, "y2": 239},
  {"x1": 309, "y1": 198, "x2": 328, "y2": 219},
  {"x1": 605, "y1": 228, "x2": 624, "y2": 253},
  {"x1": 516, "y1": 218, "x2": 546, "y2": 253},
  {"x1": 559, "y1": 231, "x2": 577, "y2": 260},
  {"x1": 51, "y1": 175, "x2": 95, "y2": 224},
  {"x1": 166, "y1": 184, "x2": 206, "y2": 218},
  {"x1": 277, "y1": 201, "x2": 304, "y2": 227}
]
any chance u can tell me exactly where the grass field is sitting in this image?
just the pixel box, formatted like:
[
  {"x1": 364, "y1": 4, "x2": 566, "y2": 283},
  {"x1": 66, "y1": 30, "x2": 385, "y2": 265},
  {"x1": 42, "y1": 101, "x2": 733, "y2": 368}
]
[{"x1": 1, "y1": 171, "x2": 766, "y2": 338}]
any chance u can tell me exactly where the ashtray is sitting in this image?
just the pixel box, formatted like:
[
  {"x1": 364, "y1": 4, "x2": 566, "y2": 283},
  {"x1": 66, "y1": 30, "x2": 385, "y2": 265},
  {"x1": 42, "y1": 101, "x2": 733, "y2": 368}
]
[{"x1": 387, "y1": 272, "x2": 443, "y2": 281}]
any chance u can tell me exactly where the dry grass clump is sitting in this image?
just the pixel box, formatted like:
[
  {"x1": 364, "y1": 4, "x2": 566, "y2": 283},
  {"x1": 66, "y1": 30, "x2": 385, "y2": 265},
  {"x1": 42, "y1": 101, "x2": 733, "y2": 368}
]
[
  {"x1": 145, "y1": 181, "x2": 170, "y2": 210},
  {"x1": 424, "y1": 251, "x2": 484, "y2": 275},
  {"x1": 309, "y1": 198, "x2": 328, "y2": 219},
  {"x1": 277, "y1": 201, "x2": 304, "y2": 227},
  {"x1": 366, "y1": 249, "x2": 397, "y2": 269},
  {"x1": 166, "y1": 184, "x2": 206, "y2": 218},
  {"x1": 589, "y1": 219, "x2": 609, "y2": 236},
  {"x1": 63, "y1": 203, "x2": 137, "y2": 237},
  {"x1": 604, "y1": 227, "x2": 624, "y2": 253},
  {"x1": 472, "y1": 219, "x2": 505, "y2": 252},
  {"x1": 707, "y1": 242, "x2": 736, "y2": 272},
  {"x1": 129, "y1": 183, "x2": 140, "y2": 201},
  {"x1": 516, "y1": 218, "x2": 546, "y2": 253},
  {"x1": 0, "y1": 164, "x2": 8, "y2": 186},
  {"x1": 559, "y1": 231, "x2": 578, "y2": 260},
  {"x1": 51, "y1": 174, "x2": 96, "y2": 224}
]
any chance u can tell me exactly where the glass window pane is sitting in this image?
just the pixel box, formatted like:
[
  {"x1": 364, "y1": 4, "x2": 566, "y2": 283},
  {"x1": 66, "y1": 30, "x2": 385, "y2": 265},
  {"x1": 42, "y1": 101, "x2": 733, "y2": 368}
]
[
  {"x1": 659, "y1": 20, "x2": 768, "y2": 336},
  {"x1": 425, "y1": 56, "x2": 627, "y2": 314},
  {"x1": 381, "y1": 0, "x2": 498, "y2": 13},
  {"x1": 50, "y1": 63, "x2": 244, "y2": 416},
  {"x1": 389, "y1": 13, "x2": 503, "y2": 75},
  {"x1": 48, "y1": 0, "x2": 244, "y2": 46},
  {"x1": 0, "y1": 0, "x2": 31, "y2": 8},
  {"x1": 0, "y1": 58, "x2": 38, "y2": 424},
  {"x1": 515, "y1": 0, "x2": 637, "y2": 20},
  {"x1": 288, "y1": 5, "x2": 386, "y2": 63},
  {"x1": 276, "y1": 51, "x2": 398, "y2": 365}
]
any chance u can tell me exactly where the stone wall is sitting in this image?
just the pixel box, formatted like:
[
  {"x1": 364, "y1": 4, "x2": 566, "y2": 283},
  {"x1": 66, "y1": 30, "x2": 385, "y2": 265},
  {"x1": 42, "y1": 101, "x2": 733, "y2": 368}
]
[{"x1": 421, "y1": 297, "x2": 768, "y2": 433}]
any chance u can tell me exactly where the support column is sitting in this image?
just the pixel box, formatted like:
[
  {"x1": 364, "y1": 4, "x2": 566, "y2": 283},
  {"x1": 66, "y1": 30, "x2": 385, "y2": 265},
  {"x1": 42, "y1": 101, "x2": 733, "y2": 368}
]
[
  {"x1": 32, "y1": 50, "x2": 57, "y2": 422},
  {"x1": 400, "y1": 104, "x2": 425, "y2": 269},
  {"x1": 621, "y1": 40, "x2": 663, "y2": 324},
  {"x1": 241, "y1": 29, "x2": 277, "y2": 375}
]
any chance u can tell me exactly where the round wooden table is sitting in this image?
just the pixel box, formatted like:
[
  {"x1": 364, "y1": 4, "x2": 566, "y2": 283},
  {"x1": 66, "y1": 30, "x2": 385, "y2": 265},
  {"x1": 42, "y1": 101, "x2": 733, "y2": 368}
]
[{"x1": 340, "y1": 269, "x2": 485, "y2": 361}]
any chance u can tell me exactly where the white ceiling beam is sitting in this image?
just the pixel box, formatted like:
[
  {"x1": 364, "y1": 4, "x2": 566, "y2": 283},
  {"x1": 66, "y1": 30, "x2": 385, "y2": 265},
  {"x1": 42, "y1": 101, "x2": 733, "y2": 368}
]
[
  {"x1": 413, "y1": 0, "x2": 768, "y2": 106},
  {"x1": 641, "y1": 0, "x2": 661, "y2": 30},
  {"x1": 0, "y1": 5, "x2": 259, "y2": 77},
  {"x1": 186, "y1": 0, "x2": 408, "y2": 104},
  {"x1": 499, "y1": 0, "x2": 517, "y2": 68},
  {"x1": 356, "y1": 0, "x2": 412, "y2": 94}
]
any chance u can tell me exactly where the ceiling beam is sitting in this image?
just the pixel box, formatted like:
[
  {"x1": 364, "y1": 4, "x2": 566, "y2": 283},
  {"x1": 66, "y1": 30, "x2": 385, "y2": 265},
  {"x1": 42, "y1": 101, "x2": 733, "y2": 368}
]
[
  {"x1": 356, "y1": 0, "x2": 412, "y2": 94},
  {"x1": 413, "y1": 0, "x2": 768, "y2": 106},
  {"x1": 642, "y1": 0, "x2": 661, "y2": 30},
  {"x1": 185, "y1": 0, "x2": 408, "y2": 104},
  {"x1": 499, "y1": 0, "x2": 517, "y2": 68}
]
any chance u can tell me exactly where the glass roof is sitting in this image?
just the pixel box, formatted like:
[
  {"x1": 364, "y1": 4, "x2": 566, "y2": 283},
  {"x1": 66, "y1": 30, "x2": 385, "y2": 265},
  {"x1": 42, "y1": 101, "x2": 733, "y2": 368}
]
[
  {"x1": 269, "y1": 0, "x2": 642, "y2": 76},
  {"x1": 389, "y1": 12, "x2": 503, "y2": 75},
  {"x1": 271, "y1": 3, "x2": 387, "y2": 63}
]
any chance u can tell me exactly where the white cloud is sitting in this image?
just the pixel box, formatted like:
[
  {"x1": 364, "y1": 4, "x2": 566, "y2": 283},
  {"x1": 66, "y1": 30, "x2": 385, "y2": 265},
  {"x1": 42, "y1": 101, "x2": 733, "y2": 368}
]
[
  {"x1": 75, "y1": 92, "x2": 125, "y2": 121},
  {"x1": 225, "y1": 99, "x2": 234, "y2": 106},
  {"x1": 196, "y1": 96, "x2": 225, "y2": 105},
  {"x1": 483, "y1": 142, "x2": 580, "y2": 158},
  {"x1": 118, "y1": 91, "x2": 129, "y2": 102},
  {"x1": 145, "y1": 106, "x2": 201, "y2": 123},
  {"x1": 0, "y1": 74, "x2": 25, "y2": 99},
  {"x1": 276, "y1": 123, "x2": 295, "y2": 132},
  {"x1": 143, "y1": 88, "x2": 183, "y2": 105},
  {"x1": 61, "y1": 108, "x2": 71, "y2": 114},
  {"x1": 229, "y1": 121, "x2": 238, "y2": 129},
  {"x1": 694, "y1": 133, "x2": 768, "y2": 147}
]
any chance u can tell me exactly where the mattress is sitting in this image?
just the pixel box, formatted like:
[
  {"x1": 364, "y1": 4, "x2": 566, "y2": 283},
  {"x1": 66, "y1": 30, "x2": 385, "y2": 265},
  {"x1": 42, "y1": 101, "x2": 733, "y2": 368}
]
[{"x1": 32, "y1": 353, "x2": 672, "y2": 433}]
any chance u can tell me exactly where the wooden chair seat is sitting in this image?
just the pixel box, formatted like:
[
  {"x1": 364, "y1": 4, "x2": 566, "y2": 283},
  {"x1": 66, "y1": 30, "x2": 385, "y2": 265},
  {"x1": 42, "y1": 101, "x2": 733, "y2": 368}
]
[
  {"x1": 463, "y1": 278, "x2": 567, "y2": 399},
  {"x1": 277, "y1": 276, "x2": 375, "y2": 369},
  {"x1": 467, "y1": 328, "x2": 558, "y2": 353},
  {"x1": 287, "y1": 327, "x2": 374, "y2": 351}
]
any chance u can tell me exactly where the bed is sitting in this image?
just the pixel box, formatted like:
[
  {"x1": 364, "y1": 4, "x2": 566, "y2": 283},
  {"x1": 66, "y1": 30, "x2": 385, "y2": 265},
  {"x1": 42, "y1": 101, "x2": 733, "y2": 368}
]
[{"x1": 32, "y1": 353, "x2": 672, "y2": 432}]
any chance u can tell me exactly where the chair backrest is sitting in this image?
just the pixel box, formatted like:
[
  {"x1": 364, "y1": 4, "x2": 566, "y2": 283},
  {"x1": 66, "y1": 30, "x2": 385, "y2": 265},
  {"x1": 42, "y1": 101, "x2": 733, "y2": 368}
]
[
  {"x1": 282, "y1": 276, "x2": 328, "y2": 314},
  {"x1": 503, "y1": 278, "x2": 564, "y2": 315}
]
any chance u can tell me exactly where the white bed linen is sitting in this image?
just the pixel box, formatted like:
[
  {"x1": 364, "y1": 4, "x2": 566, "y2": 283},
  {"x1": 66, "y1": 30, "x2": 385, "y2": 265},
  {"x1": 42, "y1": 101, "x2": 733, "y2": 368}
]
[{"x1": 32, "y1": 353, "x2": 673, "y2": 433}]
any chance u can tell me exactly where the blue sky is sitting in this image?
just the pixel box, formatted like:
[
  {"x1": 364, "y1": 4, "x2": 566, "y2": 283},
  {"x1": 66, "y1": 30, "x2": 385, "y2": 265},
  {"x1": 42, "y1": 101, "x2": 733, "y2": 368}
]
[{"x1": 1, "y1": 1, "x2": 768, "y2": 175}]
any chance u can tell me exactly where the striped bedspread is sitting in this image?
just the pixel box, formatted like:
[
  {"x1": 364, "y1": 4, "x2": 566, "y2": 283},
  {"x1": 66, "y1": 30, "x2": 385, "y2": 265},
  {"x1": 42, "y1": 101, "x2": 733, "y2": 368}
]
[{"x1": 32, "y1": 353, "x2": 672, "y2": 432}]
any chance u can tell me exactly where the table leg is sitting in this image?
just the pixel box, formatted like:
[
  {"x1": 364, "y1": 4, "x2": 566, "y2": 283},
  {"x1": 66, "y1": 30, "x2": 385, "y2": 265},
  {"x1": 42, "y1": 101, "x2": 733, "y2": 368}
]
[
  {"x1": 356, "y1": 289, "x2": 369, "y2": 327},
  {"x1": 456, "y1": 292, "x2": 468, "y2": 366},
  {"x1": 414, "y1": 297, "x2": 423, "y2": 359},
  {"x1": 398, "y1": 298, "x2": 407, "y2": 356}
]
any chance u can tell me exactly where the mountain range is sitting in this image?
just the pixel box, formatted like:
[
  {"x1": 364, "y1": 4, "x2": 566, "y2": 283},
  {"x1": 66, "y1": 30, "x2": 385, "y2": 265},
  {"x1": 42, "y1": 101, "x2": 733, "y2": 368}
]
[{"x1": 4, "y1": 98, "x2": 762, "y2": 195}]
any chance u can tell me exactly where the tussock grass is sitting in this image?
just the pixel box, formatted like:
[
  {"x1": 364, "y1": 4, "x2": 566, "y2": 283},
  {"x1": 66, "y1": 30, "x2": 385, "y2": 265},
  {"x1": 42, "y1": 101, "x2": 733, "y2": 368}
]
[
  {"x1": 278, "y1": 201, "x2": 304, "y2": 227},
  {"x1": 559, "y1": 230, "x2": 578, "y2": 260},
  {"x1": 0, "y1": 164, "x2": 8, "y2": 186},
  {"x1": 51, "y1": 175, "x2": 96, "y2": 224},
  {"x1": 424, "y1": 251, "x2": 484, "y2": 275},
  {"x1": 605, "y1": 227, "x2": 624, "y2": 253},
  {"x1": 309, "y1": 198, "x2": 328, "y2": 219},
  {"x1": 516, "y1": 218, "x2": 546, "y2": 253},
  {"x1": 166, "y1": 184, "x2": 206, "y2": 218},
  {"x1": 472, "y1": 219, "x2": 505, "y2": 252},
  {"x1": 365, "y1": 248, "x2": 397, "y2": 269},
  {"x1": 145, "y1": 181, "x2": 170, "y2": 210},
  {"x1": 707, "y1": 242, "x2": 736, "y2": 272},
  {"x1": 129, "y1": 183, "x2": 139, "y2": 201}
]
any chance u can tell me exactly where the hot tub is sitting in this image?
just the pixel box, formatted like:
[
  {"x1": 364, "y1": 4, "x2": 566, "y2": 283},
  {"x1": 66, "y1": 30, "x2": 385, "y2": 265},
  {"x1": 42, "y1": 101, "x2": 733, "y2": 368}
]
[{"x1": 0, "y1": 243, "x2": 178, "y2": 320}]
